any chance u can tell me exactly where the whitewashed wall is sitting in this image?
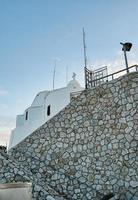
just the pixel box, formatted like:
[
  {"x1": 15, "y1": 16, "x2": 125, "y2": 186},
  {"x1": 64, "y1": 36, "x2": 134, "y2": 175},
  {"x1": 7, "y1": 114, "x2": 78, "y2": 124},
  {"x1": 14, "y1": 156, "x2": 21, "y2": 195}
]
[{"x1": 8, "y1": 78, "x2": 83, "y2": 149}]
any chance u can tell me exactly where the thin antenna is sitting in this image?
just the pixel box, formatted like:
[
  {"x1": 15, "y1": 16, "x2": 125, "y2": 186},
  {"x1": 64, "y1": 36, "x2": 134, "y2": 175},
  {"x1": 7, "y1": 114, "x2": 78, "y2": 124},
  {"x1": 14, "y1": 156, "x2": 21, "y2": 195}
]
[
  {"x1": 66, "y1": 66, "x2": 68, "y2": 85},
  {"x1": 53, "y1": 60, "x2": 56, "y2": 90},
  {"x1": 82, "y1": 27, "x2": 87, "y2": 68}
]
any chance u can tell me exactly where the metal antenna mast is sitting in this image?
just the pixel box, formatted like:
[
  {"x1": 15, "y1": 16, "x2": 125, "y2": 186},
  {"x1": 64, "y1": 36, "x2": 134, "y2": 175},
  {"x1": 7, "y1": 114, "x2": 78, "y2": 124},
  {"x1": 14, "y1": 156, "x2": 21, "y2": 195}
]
[
  {"x1": 83, "y1": 28, "x2": 89, "y2": 89},
  {"x1": 66, "y1": 66, "x2": 68, "y2": 85},
  {"x1": 53, "y1": 60, "x2": 56, "y2": 90},
  {"x1": 82, "y1": 27, "x2": 87, "y2": 68}
]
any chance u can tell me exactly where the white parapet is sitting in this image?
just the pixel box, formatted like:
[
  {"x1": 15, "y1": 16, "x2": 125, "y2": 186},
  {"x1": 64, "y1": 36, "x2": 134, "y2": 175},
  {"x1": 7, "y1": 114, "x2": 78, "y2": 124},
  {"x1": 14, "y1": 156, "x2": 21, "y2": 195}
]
[{"x1": 0, "y1": 182, "x2": 32, "y2": 200}]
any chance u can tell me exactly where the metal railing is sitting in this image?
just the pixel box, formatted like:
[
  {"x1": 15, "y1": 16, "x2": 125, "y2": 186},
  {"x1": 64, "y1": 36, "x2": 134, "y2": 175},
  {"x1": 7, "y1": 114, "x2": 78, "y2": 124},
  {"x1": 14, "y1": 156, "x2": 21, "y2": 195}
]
[
  {"x1": 70, "y1": 65, "x2": 138, "y2": 98},
  {"x1": 85, "y1": 66, "x2": 108, "y2": 88},
  {"x1": 86, "y1": 65, "x2": 138, "y2": 88}
]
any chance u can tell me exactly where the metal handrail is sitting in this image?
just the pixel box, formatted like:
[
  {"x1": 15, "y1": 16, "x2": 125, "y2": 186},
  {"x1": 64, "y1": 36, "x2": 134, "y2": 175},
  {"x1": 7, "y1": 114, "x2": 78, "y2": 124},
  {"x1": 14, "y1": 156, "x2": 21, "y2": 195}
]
[{"x1": 90, "y1": 64, "x2": 138, "y2": 86}]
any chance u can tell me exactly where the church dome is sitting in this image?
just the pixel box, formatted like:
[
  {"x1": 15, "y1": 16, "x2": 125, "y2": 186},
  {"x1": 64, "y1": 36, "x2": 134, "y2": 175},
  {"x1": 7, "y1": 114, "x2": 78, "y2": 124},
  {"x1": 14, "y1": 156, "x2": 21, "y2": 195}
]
[{"x1": 67, "y1": 73, "x2": 81, "y2": 89}]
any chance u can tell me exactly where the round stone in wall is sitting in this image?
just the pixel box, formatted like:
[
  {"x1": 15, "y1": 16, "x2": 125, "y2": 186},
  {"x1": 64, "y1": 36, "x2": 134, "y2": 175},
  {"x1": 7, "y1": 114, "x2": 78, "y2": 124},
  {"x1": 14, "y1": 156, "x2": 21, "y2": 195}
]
[{"x1": 46, "y1": 195, "x2": 55, "y2": 200}]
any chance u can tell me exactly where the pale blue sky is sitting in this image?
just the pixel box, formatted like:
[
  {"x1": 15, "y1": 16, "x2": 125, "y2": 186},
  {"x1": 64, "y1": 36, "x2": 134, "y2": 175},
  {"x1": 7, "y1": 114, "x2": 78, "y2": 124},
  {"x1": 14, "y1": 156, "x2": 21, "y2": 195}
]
[{"x1": 0, "y1": 0, "x2": 138, "y2": 145}]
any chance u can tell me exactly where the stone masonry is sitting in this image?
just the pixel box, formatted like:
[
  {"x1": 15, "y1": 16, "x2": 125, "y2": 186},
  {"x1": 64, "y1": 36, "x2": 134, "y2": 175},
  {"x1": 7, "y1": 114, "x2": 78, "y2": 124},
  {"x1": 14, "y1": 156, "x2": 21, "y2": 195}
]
[{"x1": 0, "y1": 72, "x2": 138, "y2": 200}]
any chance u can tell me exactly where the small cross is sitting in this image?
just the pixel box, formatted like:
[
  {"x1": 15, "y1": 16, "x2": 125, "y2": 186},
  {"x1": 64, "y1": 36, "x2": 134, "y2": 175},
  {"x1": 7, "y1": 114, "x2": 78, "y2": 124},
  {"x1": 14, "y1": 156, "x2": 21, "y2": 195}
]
[{"x1": 72, "y1": 72, "x2": 76, "y2": 80}]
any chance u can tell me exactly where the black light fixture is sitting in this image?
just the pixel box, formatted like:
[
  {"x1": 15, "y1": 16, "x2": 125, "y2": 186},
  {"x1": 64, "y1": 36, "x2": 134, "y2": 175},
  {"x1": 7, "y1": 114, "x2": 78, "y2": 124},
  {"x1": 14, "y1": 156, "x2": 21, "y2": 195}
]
[{"x1": 120, "y1": 42, "x2": 132, "y2": 73}]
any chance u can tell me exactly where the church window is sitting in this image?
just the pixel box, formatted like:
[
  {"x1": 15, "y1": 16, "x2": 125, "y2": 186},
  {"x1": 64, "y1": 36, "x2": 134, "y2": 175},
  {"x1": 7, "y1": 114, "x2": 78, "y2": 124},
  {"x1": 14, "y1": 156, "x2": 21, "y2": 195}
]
[
  {"x1": 25, "y1": 111, "x2": 28, "y2": 120},
  {"x1": 47, "y1": 105, "x2": 51, "y2": 116}
]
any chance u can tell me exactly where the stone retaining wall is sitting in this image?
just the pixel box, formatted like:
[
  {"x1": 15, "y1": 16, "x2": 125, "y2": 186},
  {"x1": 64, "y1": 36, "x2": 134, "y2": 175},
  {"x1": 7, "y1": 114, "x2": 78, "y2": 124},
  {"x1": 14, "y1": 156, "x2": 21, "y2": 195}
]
[
  {"x1": 0, "y1": 152, "x2": 66, "y2": 200},
  {"x1": 1, "y1": 72, "x2": 138, "y2": 200}
]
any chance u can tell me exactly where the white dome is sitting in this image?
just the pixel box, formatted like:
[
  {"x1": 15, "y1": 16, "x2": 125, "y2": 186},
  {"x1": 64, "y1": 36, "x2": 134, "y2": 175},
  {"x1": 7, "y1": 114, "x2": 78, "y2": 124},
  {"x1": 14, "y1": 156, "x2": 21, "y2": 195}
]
[
  {"x1": 67, "y1": 79, "x2": 81, "y2": 88},
  {"x1": 67, "y1": 73, "x2": 81, "y2": 89}
]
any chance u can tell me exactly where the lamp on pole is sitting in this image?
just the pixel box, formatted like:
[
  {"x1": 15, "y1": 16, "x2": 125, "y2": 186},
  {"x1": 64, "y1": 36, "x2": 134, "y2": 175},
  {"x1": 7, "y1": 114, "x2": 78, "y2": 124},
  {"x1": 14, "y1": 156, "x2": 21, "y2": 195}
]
[{"x1": 120, "y1": 42, "x2": 132, "y2": 73}]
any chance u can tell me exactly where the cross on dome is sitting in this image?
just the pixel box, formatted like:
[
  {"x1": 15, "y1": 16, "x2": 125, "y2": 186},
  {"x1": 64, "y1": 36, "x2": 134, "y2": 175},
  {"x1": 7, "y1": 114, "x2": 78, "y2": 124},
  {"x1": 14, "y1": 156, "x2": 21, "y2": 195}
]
[{"x1": 72, "y1": 72, "x2": 76, "y2": 80}]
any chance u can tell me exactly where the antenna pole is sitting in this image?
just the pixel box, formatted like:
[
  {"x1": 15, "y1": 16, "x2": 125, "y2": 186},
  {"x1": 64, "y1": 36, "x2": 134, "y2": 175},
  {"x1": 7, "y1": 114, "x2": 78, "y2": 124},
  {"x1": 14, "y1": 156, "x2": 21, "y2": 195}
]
[
  {"x1": 83, "y1": 28, "x2": 88, "y2": 89},
  {"x1": 53, "y1": 60, "x2": 56, "y2": 90},
  {"x1": 66, "y1": 66, "x2": 68, "y2": 85},
  {"x1": 83, "y1": 27, "x2": 87, "y2": 68}
]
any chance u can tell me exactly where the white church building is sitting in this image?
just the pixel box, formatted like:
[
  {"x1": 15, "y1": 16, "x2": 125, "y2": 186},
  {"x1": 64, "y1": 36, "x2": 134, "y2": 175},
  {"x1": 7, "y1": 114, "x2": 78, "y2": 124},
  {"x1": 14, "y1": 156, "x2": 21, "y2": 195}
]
[{"x1": 8, "y1": 74, "x2": 83, "y2": 150}]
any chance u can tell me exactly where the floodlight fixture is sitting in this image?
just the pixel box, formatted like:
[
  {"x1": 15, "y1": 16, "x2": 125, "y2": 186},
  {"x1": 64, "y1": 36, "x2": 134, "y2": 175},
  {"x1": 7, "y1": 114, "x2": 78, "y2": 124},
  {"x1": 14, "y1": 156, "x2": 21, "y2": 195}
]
[
  {"x1": 120, "y1": 42, "x2": 132, "y2": 51},
  {"x1": 120, "y1": 42, "x2": 132, "y2": 73}
]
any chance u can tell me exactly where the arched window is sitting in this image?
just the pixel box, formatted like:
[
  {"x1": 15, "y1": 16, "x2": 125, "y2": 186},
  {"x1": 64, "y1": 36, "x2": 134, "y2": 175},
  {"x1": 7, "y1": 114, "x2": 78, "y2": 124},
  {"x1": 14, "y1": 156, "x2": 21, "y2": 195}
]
[
  {"x1": 47, "y1": 105, "x2": 51, "y2": 116},
  {"x1": 25, "y1": 111, "x2": 28, "y2": 120}
]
